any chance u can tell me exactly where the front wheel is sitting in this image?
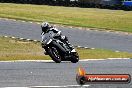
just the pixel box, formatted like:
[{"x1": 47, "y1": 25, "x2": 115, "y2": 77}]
[
  {"x1": 71, "y1": 52, "x2": 79, "y2": 63},
  {"x1": 48, "y1": 47, "x2": 62, "y2": 63}
]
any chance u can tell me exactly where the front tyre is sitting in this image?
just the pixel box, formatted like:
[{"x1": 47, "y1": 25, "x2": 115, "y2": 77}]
[
  {"x1": 48, "y1": 47, "x2": 62, "y2": 63},
  {"x1": 71, "y1": 52, "x2": 79, "y2": 63}
]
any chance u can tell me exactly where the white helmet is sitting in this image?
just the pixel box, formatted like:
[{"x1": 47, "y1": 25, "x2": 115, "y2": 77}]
[{"x1": 41, "y1": 22, "x2": 50, "y2": 32}]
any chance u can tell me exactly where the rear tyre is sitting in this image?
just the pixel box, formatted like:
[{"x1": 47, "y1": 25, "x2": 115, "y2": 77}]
[
  {"x1": 71, "y1": 52, "x2": 79, "y2": 63},
  {"x1": 48, "y1": 47, "x2": 62, "y2": 63}
]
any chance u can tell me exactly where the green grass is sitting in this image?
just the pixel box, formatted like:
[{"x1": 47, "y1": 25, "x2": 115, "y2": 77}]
[
  {"x1": 0, "y1": 36, "x2": 132, "y2": 61},
  {"x1": 77, "y1": 48, "x2": 132, "y2": 59},
  {"x1": 0, "y1": 37, "x2": 51, "y2": 60},
  {"x1": 0, "y1": 3, "x2": 132, "y2": 32}
]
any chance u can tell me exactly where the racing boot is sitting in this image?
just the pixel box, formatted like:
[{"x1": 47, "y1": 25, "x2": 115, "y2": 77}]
[
  {"x1": 41, "y1": 43, "x2": 45, "y2": 48},
  {"x1": 44, "y1": 50, "x2": 48, "y2": 55},
  {"x1": 66, "y1": 41, "x2": 75, "y2": 51},
  {"x1": 61, "y1": 36, "x2": 76, "y2": 52},
  {"x1": 42, "y1": 45, "x2": 49, "y2": 55}
]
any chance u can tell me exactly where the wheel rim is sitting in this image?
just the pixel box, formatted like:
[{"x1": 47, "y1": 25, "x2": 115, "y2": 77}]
[{"x1": 52, "y1": 47, "x2": 61, "y2": 59}]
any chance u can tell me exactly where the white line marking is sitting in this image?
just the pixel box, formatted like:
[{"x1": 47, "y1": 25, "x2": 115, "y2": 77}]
[
  {"x1": 77, "y1": 46, "x2": 83, "y2": 48},
  {"x1": 20, "y1": 38, "x2": 24, "y2": 40},
  {"x1": 33, "y1": 40, "x2": 37, "y2": 42},
  {"x1": 5, "y1": 18, "x2": 9, "y2": 20},
  {"x1": 12, "y1": 19, "x2": 16, "y2": 21},
  {"x1": 0, "y1": 60, "x2": 53, "y2": 63},
  {"x1": 106, "y1": 31, "x2": 110, "y2": 33},
  {"x1": 115, "y1": 31, "x2": 119, "y2": 34},
  {"x1": 69, "y1": 26, "x2": 73, "y2": 28},
  {"x1": 84, "y1": 47, "x2": 90, "y2": 49},
  {"x1": 31, "y1": 85, "x2": 90, "y2": 88},
  {"x1": 11, "y1": 37, "x2": 15, "y2": 39},
  {"x1": 124, "y1": 33, "x2": 129, "y2": 35},
  {"x1": 0, "y1": 58, "x2": 130, "y2": 63},
  {"x1": 1, "y1": 87, "x2": 29, "y2": 88},
  {"x1": 86, "y1": 29, "x2": 90, "y2": 30},
  {"x1": 33, "y1": 40, "x2": 38, "y2": 42},
  {"x1": 91, "y1": 48, "x2": 95, "y2": 50},
  {"x1": 27, "y1": 39, "x2": 31, "y2": 41},
  {"x1": 115, "y1": 50, "x2": 120, "y2": 52},
  {"x1": 4, "y1": 36, "x2": 8, "y2": 38},
  {"x1": 78, "y1": 27, "x2": 82, "y2": 30},
  {"x1": 53, "y1": 25, "x2": 56, "y2": 27},
  {"x1": 22, "y1": 21, "x2": 26, "y2": 22},
  {"x1": 80, "y1": 59, "x2": 105, "y2": 61},
  {"x1": 36, "y1": 22, "x2": 41, "y2": 24},
  {"x1": 29, "y1": 22, "x2": 33, "y2": 23},
  {"x1": 0, "y1": 59, "x2": 106, "y2": 63},
  {"x1": 108, "y1": 58, "x2": 129, "y2": 60}
]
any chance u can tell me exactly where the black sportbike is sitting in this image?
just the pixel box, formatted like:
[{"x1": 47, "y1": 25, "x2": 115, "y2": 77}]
[{"x1": 41, "y1": 31, "x2": 79, "y2": 63}]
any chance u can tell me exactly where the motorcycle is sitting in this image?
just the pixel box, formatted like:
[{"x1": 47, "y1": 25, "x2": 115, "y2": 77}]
[{"x1": 41, "y1": 31, "x2": 79, "y2": 63}]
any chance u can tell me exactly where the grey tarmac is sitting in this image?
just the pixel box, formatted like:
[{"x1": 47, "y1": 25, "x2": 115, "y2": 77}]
[
  {"x1": 0, "y1": 18, "x2": 132, "y2": 88},
  {"x1": 0, "y1": 59, "x2": 132, "y2": 88},
  {"x1": 0, "y1": 19, "x2": 132, "y2": 52}
]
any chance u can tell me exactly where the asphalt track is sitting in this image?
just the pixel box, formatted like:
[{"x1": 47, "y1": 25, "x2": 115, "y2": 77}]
[
  {"x1": 0, "y1": 59, "x2": 132, "y2": 88},
  {"x1": 0, "y1": 18, "x2": 132, "y2": 88},
  {"x1": 0, "y1": 18, "x2": 132, "y2": 52}
]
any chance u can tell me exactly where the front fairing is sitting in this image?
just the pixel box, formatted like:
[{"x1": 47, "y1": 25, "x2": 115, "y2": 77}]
[{"x1": 42, "y1": 31, "x2": 55, "y2": 45}]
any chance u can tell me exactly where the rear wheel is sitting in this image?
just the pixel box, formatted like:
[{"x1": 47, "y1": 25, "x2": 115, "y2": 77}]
[
  {"x1": 71, "y1": 52, "x2": 79, "y2": 63},
  {"x1": 48, "y1": 47, "x2": 62, "y2": 63}
]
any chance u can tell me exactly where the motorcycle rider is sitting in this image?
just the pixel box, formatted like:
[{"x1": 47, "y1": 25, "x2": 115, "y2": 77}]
[{"x1": 41, "y1": 22, "x2": 74, "y2": 55}]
